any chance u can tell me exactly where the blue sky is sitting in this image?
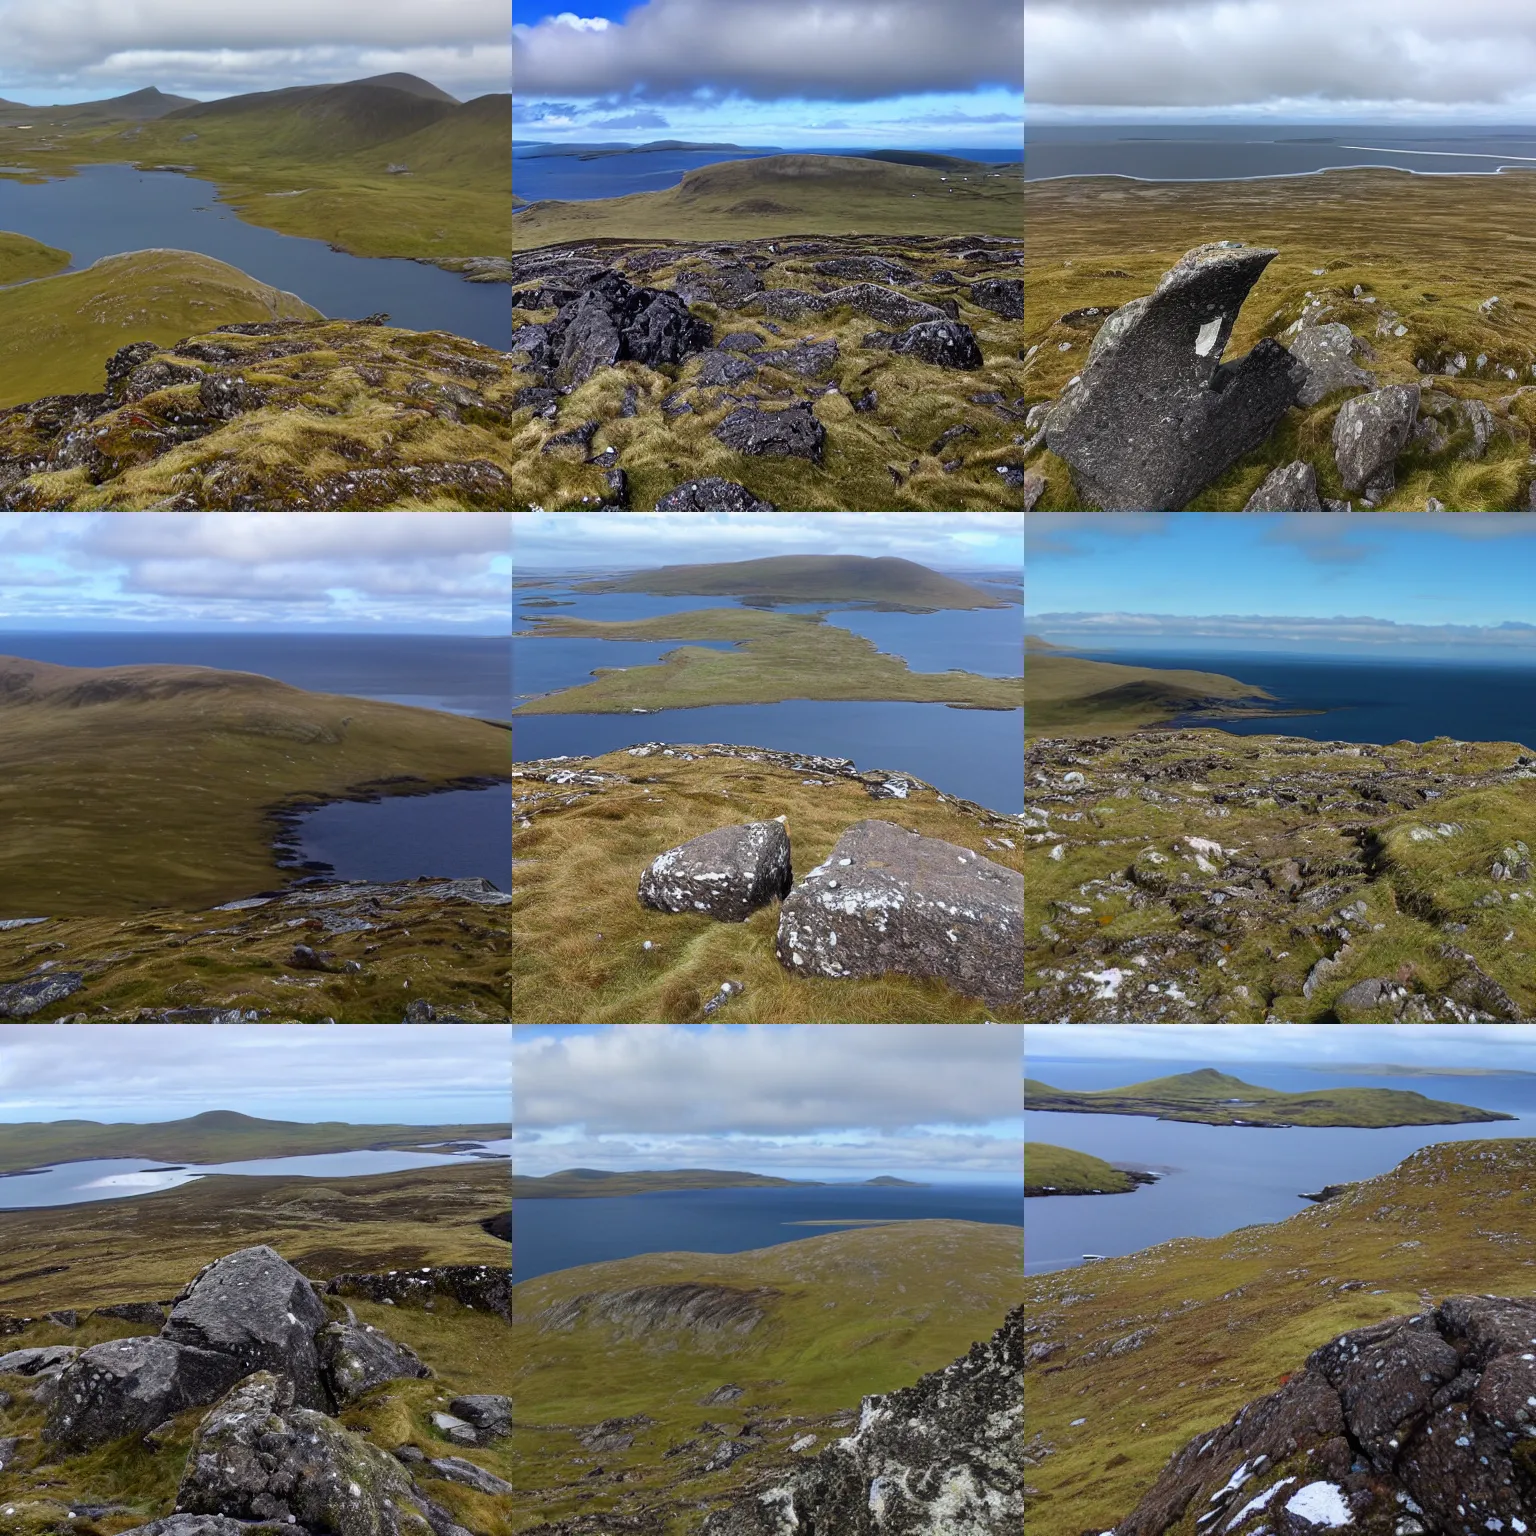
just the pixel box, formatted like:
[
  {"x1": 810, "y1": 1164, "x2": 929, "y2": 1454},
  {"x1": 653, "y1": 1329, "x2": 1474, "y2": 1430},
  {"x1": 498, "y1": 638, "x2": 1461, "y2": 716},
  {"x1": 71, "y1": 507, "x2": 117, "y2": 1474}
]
[
  {"x1": 513, "y1": 0, "x2": 1023, "y2": 149},
  {"x1": 514, "y1": 1025, "x2": 1024, "y2": 1184},
  {"x1": 1027, "y1": 514, "x2": 1536, "y2": 657},
  {"x1": 0, "y1": 513, "x2": 511, "y2": 633}
]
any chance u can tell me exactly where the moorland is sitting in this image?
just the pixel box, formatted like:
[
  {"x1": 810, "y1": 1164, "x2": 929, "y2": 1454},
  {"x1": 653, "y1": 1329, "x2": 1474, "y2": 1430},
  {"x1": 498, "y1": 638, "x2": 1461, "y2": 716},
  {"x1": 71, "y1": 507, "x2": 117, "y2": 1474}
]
[
  {"x1": 1022, "y1": 1136, "x2": 1536, "y2": 1533},
  {"x1": 1024, "y1": 1067, "x2": 1510, "y2": 1127},
  {"x1": 1024, "y1": 1142, "x2": 1144, "y2": 1197},
  {"x1": 1024, "y1": 169, "x2": 1536, "y2": 510},
  {"x1": 508, "y1": 1218, "x2": 1019, "y2": 1532}
]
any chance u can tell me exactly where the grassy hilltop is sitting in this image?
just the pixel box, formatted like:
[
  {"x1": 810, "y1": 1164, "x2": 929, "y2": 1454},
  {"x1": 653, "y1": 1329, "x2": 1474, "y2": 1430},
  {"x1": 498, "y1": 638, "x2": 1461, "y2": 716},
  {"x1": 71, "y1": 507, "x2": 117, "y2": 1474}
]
[
  {"x1": 509, "y1": 1220, "x2": 1020, "y2": 1532},
  {"x1": 0, "y1": 230, "x2": 69, "y2": 284},
  {"x1": 1023, "y1": 1137, "x2": 1536, "y2": 1533},
  {"x1": 1024, "y1": 1143, "x2": 1140, "y2": 1197},
  {"x1": 1024, "y1": 1067, "x2": 1511, "y2": 1127},
  {"x1": 512, "y1": 152, "x2": 1023, "y2": 247}
]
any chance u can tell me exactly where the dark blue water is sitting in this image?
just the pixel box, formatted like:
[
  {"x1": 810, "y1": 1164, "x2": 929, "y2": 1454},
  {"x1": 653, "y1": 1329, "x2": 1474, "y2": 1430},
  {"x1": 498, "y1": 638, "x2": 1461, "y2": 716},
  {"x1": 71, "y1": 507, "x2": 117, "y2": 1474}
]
[
  {"x1": 512, "y1": 1182, "x2": 1024, "y2": 1281},
  {"x1": 1025, "y1": 1059, "x2": 1536, "y2": 1274},
  {"x1": 511, "y1": 700, "x2": 1023, "y2": 811},
  {"x1": 1063, "y1": 648, "x2": 1536, "y2": 750},
  {"x1": 293, "y1": 784, "x2": 512, "y2": 889},
  {"x1": 1026, "y1": 125, "x2": 1536, "y2": 182},
  {"x1": 514, "y1": 145, "x2": 1023, "y2": 202},
  {"x1": 0, "y1": 164, "x2": 510, "y2": 349},
  {"x1": 0, "y1": 633, "x2": 511, "y2": 719}
]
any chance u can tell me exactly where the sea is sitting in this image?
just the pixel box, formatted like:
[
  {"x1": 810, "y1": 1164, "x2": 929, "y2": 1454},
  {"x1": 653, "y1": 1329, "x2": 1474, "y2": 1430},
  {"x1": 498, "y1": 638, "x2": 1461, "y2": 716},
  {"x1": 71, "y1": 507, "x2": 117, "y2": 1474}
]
[
  {"x1": 512, "y1": 1181, "x2": 1025, "y2": 1281},
  {"x1": 1024, "y1": 1060, "x2": 1536, "y2": 1275},
  {"x1": 1025, "y1": 124, "x2": 1536, "y2": 182},
  {"x1": 1056, "y1": 647, "x2": 1536, "y2": 752}
]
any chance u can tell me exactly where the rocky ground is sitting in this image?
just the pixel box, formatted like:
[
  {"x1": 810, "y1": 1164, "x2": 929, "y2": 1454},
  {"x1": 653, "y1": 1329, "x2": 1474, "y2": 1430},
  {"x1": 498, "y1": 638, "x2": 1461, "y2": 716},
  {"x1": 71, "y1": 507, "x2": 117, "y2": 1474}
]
[
  {"x1": 0, "y1": 318, "x2": 520, "y2": 509},
  {"x1": 0, "y1": 876, "x2": 511, "y2": 1023},
  {"x1": 1023, "y1": 729, "x2": 1536, "y2": 1022},
  {"x1": 0, "y1": 1245, "x2": 511, "y2": 1535},
  {"x1": 509, "y1": 235, "x2": 1027, "y2": 510}
]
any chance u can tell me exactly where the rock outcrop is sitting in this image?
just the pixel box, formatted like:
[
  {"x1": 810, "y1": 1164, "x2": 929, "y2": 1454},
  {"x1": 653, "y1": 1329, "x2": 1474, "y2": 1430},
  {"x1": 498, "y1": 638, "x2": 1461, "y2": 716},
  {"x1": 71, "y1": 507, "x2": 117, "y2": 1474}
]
[
  {"x1": 1043, "y1": 243, "x2": 1306, "y2": 510},
  {"x1": 701, "y1": 1305, "x2": 1022, "y2": 1534},
  {"x1": 652, "y1": 477, "x2": 779, "y2": 511},
  {"x1": 536, "y1": 1283, "x2": 780, "y2": 1342},
  {"x1": 323, "y1": 1264, "x2": 510, "y2": 1322},
  {"x1": 638, "y1": 819, "x2": 794, "y2": 921},
  {"x1": 1242, "y1": 459, "x2": 1323, "y2": 511},
  {"x1": 1288, "y1": 320, "x2": 1377, "y2": 406},
  {"x1": 1114, "y1": 1294, "x2": 1536, "y2": 1536},
  {"x1": 317, "y1": 1319, "x2": 431, "y2": 1406},
  {"x1": 776, "y1": 820, "x2": 1023, "y2": 1010},
  {"x1": 1332, "y1": 383, "x2": 1420, "y2": 500}
]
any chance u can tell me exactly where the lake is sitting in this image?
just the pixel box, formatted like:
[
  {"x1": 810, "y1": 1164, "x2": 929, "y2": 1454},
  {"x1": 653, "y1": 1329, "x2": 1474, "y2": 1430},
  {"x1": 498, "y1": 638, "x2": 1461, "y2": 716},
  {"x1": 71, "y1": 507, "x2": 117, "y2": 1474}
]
[
  {"x1": 0, "y1": 1137, "x2": 512, "y2": 1211},
  {"x1": 1062, "y1": 647, "x2": 1536, "y2": 751},
  {"x1": 511, "y1": 1182, "x2": 1024, "y2": 1281},
  {"x1": 0, "y1": 633, "x2": 511, "y2": 720},
  {"x1": 0, "y1": 163, "x2": 510, "y2": 349},
  {"x1": 1024, "y1": 1060, "x2": 1536, "y2": 1275},
  {"x1": 514, "y1": 144, "x2": 1024, "y2": 202},
  {"x1": 1025, "y1": 124, "x2": 1536, "y2": 182},
  {"x1": 288, "y1": 783, "x2": 512, "y2": 890}
]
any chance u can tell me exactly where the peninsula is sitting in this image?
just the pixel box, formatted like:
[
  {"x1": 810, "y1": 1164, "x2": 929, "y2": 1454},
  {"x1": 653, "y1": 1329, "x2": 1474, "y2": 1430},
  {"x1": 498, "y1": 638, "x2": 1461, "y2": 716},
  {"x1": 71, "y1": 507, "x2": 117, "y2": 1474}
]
[{"x1": 1025, "y1": 1143, "x2": 1148, "y2": 1196}]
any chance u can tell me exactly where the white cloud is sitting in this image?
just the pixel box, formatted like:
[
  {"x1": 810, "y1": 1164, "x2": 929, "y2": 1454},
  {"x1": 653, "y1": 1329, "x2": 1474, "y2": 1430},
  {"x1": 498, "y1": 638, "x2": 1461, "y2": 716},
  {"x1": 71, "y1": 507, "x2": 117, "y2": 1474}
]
[{"x1": 1027, "y1": 610, "x2": 1536, "y2": 651}]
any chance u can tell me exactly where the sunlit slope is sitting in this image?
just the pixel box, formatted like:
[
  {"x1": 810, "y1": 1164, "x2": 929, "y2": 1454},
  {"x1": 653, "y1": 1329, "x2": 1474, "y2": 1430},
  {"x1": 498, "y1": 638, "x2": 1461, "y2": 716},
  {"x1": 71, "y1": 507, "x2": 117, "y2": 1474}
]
[
  {"x1": 0, "y1": 230, "x2": 69, "y2": 285},
  {"x1": 1025, "y1": 649, "x2": 1271, "y2": 736}
]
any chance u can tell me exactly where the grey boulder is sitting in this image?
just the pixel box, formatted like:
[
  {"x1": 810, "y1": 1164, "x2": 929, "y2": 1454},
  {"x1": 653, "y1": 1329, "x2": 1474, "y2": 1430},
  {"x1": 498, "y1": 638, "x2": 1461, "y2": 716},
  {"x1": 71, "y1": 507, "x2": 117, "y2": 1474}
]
[
  {"x1": 42, "y1": 1336, "x2": 245, "y2": 1450},
  {"x1": 424, "y1": 1456, "x2": 515, "y2": 1495},
  {"x1": 652, "y1": 477, "x2": 777, "y2": 511},
  {"x1": 0, "y1": 970, "x2": 85, "y2": 1018},
  {"x1": 713, "y1": 403, "x2": 825, "y2": 463},
  {"x1": 890, "y1": 320, "x2": 983, "y2": 370},
  {"x1": 775, "y1": 820, "x2": 1023, "y2": 1011},
  {"x1": 162, "y1": 1244, "x2": 330, "y2": 1410},
  {"x1": 318, "y1": 1320, "x2": 431, "y2": 1406},
  {"x1": 1287, "y1": 321, "x2": 1375, "y2": 406},
  {"x1": 544, "y1": 272, "x2": 713, "y2": 388},
  {"x1": 639, "y1": 819, "x2": 793, "y2": 922},
  {"x1": 1332, "y1": 383, "x2": 1420, "y2": 499},
  {"x1": 970, "y1": 277, "x2": 1024, "y2": 320},
  {"x1": 1043, "y1": 242, "x2": 1306, "y2": 510},
  {"x1": 757, "y1": 339, "x2": 840, "y2": 377},
  {"x1": 446, "y1": 1394, "x2": 511, "y2": 1443},
  {"x1": 116, "y1": 1519, "x2": 295, "y2": 1535},
  {"x1": 0, "y1": 1345, "x2": 79, "y2": 1376},
  {"x1": 820, "y1": 283, "x2": 953, "y2": 328},
  {"x1": 693, "y1": 349, "x2": 760, "y2": 387},
  {"x1": 1242, "y1": 459, "x2": 1323, "y2": 512}
]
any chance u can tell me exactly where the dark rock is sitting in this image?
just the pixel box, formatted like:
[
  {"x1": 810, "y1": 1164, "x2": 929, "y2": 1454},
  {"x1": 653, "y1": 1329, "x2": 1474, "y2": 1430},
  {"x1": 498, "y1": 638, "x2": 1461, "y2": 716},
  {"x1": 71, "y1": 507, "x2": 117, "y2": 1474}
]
[
  {"x1": 853, "y1": 388, "x2": 879, "y2": 413},
  {"x1": 602, "y1": 466, "x2": 630, "y2": 507},
  {"x1": 0, "y1": 969, "x2": 85, "y2": 1018},
  {"x1": 699, "y1": 1384, "x2": 745, "y2": 1405},
  {"x1": 775, "y1": 820, "x2": 1023, "y2": 1011},
  {"x1": 652, "y1": 477, "x2": 778, "y2": 512},
  {"x1": 424, "y1": 1456, "x2": 514, "y2": 1496},
  {"x1": 318, "y1": 1320, "x2": 431, "y2": 1406},
  {"x1": 702, "y1": 1305, "x2": 1022, "y2": 1535},
  {"x1": 970, "y1": 277, "x2": 1024, "y2": 320},
  {"x1": 123, "y1": 360, "x2": 204, "y2": 401},
  {"x1": 1333, "y1": 384, "x2": 1420, "y2": 499},
  {"x1": 1287, "y1": 321, "x2": 1375, "y2": 406},
  {"x1": 821, "y1": 283, "x2": 954, "y2": 327},
  {"x1": 890, "y1": 320, "x2": 984, "y2": 370},
  {"x1": 46, "y1": 1309, "x2": 79, "y2": 1328},
  {"x1": 1243, "y1": 459, "x2": 1324, "y2": 511},
  {"x1": 324, "y1": 1265, "x2": 509, "y2": 1322},
  {"x1": 812, "y1": 256, "x2": 918, "y2": 283},
  {"x1": 514, "y1": 385, "x2": 558, "y2": 414},
  {"x1": 0, "y1": 1345, "x2": 79, "y2": 1376},
  {"x1": 403, "y1": 999, "x2": 436, "y2": 1022},
  {"x1": 694, "y1": 349, "x2": 760, "y2": 387},
  {"x1": 42, "y1": 1336, "x2": 246, "y2": 1450},
  {"x1": 540, "y1": 419, "x2": 600, "y2": 455},
  {"x1": 718, "y1": 332, "x2": 765, "y2": 353},
  {"x1": 94, "y1": 1302, "x2": 168, "y2": 1326},
  {"x1": 104, "y1": 341, "x2": 161, "y2": 399},
  {"x1": 1457, "y1": 397, "x2": 1496, "y2": 459},
  {"x1": 672, "y1": 261, "x2": 763, "y2": 307},
  {"x1": 757, "y1": 340, "x2": 840, "y2": 377},
  {"x1": 547, "y1": 273, "x2": 713, "y2": 387},
  {"x1": 1043, "y1": 243, "x2": 1307, "y2": 510},
  {"x1": 115, "y1": 1519, "x2": 295, "y2": 1535},
  {"x1": 713, "y1": 403, "x2": 825, "y2": 463},
  {"x1": 639, "y1": 819, "x2": 793, "y2": 922},
  {"x1": 930, "y1": 423, "x2": 978, "y2": 456},
  {"x1": 198, "y1": 375, "x2": 266, "y2": 421},
  {"x1": 446, "y1": 1395, "x2": 510, "y2": 1443},
  {"x1": 162, "y1": 1245, "x2": 330, "y2": 1410},
  {"x1": 290, "y1": 944, "x2": 334, "y2": 972},
  {"x1": 861, "y1": 330, "x2": 898, "y2": 350},
  {"x1": 756, "y1": 288, "x2": 830, "y2": 321}
]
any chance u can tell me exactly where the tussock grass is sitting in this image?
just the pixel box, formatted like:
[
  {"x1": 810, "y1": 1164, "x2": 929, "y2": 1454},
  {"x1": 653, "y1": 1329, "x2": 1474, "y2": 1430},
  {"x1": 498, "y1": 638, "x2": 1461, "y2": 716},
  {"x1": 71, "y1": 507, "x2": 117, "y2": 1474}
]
[{"x1": 512, "y1": 750, "x2": 1024, "y2": 1023}]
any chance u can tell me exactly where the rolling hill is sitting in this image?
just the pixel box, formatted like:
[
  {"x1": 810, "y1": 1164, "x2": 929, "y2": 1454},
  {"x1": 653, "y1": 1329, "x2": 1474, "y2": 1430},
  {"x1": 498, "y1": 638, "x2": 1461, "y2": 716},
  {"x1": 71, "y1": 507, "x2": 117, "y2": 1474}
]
[
  {"x1": 513, "y1": 1167, "x2": 820, "y2": 1199},
  {"x1": 0, "y1": 229, "x2": 69, "y2": 286},
  {"x1": 0, "y1": 86, "x2": 196, "y2": 126}
]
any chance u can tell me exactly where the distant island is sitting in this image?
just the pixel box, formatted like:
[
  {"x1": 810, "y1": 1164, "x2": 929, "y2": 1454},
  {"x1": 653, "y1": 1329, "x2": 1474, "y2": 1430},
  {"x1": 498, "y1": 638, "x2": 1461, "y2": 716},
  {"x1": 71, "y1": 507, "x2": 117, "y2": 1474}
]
[
  {"x1": 511, "y1": 1167, "x2": 823, "y2": 1199},
  {"x1": 522, "y1": 139, "x2": 783, "y2": 161},
  {"x1": 1026, "y1": 1143, "x2": 1153, "y2": 1197},
  {"x1": 1025, "y1": 1068, "x2": 1514, "y2": 1128}
]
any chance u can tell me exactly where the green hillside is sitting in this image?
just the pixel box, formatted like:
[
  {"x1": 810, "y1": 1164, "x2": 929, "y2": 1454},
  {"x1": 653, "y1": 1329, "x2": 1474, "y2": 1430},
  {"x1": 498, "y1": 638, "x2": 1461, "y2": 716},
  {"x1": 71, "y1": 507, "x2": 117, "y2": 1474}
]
[
  {"x1": 1025, "y1": 649, "x2": 1274, "y2": 736},
  {"x1": 0, "y1": 229, "x2": 69, "y2": 285},
  {"x1": 1025, "y1": 1142, "x2": 1138, "y2": 1196}
]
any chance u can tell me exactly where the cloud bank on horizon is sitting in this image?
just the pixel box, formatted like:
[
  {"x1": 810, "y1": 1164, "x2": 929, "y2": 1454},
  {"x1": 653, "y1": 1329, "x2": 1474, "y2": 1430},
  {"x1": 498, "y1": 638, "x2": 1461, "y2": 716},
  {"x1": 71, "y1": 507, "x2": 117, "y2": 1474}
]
[
  {"x1": 1026, "y1": 0, "x2": 1536, "y2": 119},
  {"x1": 513, "y1": 0, "x2": 1023, "y2": 145},
  {"x1": 0, "y1": 0, "x2": 510, "y2": 101}
]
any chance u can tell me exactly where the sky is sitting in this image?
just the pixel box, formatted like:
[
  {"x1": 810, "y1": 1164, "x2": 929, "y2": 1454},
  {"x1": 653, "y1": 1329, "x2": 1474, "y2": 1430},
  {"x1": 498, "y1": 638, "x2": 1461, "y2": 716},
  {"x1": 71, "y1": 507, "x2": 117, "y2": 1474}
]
[
  {"x1": 0, "y1": 0, "x2": 510, "y2": 103},
  {"x1": 1028, "y1": 1024, "x2": 1536, "y2": 1073},
  {"x1": 1027, "y1": 513, "x2": 1536, "y2": 658},
  {"x1": 1026, "y1": 0, "x2": 1536, "y2": 123},
  {"x1": 513, "y1": 512, "x2": 1024, "y2": 571},
  {"x1": 0, "y1": 512, "x2": 511, "y2": 632},
  {"x1": 513, "y1": 1025, "x2": 1024, "y2": 1183},
  {"x1": 512, "y1": 0, "x2": 1023, "y2": 149},
  {"x1": 0, "y1": 1025, "x2": 511, "y2": 1124}
]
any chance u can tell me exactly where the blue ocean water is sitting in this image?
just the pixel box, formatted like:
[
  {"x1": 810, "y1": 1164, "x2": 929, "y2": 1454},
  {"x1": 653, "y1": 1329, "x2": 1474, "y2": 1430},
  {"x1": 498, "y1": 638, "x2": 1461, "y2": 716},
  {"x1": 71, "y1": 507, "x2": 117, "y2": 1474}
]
[
  {"x1": 512, "y1": 1182, "x2": 1024, "y2": 1281},
  {"x1": 0, "y1": 164, "x2": 510, "y2": 348}
]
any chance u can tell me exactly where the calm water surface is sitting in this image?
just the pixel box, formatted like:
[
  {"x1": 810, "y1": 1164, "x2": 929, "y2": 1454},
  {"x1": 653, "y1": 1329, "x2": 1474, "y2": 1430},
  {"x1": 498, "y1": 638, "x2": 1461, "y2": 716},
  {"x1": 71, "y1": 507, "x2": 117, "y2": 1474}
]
[
  {"x1": 513, "y1": 1182, "x2": 1024, "y2": 1281},
  {"x1": 0, "y1": 164, "x2": 510, "y2": 348},
  {"x1": 1025, "y1": 1060, "x2": 1536, "y2": 1274}
]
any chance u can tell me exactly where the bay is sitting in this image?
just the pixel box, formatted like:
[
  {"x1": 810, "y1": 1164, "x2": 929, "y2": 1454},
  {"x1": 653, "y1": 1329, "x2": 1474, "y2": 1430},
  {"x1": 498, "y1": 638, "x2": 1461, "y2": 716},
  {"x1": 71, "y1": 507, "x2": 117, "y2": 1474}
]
[
  {"x1": 0, "y1": 163, "x2": 510, "y2": 349},
  {"x1": 512, "y1": 1182, "x2": 1023, "y2": 1282}
]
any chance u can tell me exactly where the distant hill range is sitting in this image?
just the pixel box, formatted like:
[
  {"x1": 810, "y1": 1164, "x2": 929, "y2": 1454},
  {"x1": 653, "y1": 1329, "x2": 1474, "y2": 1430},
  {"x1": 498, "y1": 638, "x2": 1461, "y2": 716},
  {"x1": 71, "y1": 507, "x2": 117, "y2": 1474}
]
[
  {"x1": 524, "y1": 139, "x2": 784, "y2": 161},
  {"x1": 0, "y1": 86, "x2": 198, "y2": 126}
]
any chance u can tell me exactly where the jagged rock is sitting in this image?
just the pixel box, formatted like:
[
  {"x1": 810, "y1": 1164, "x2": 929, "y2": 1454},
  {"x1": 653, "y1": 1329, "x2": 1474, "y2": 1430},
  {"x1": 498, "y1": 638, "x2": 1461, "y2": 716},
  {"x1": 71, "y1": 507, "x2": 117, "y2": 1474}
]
[
  {"x1": 162, "y1": 1245, "x2": 330, "y2": 1410},
  {"x1": 318, "y1": 1320, "x2": 431, "y2": 1406},
  {"x1": 94, "y1": 1302, "x2": 168, "y2": 1326},
  {"x1": 546, "y1": 273, "x2": 714, "y2": 388},
  {"x1": 323, "y1": 1265, "x2": 509, "y2": 1322},
  {"x1": 699, "y1": 1384, "x2": 745, "y2": 1406},
  {"x1": 0, "y1": 1345, "x2": 79, "y2": 1376},
  {"x1": 713, "y1": 403, "x2": 825, "y2": 463},
  {"x1": 653, "y1": 477, "x2": 777, "y2": 511},
  {"x1": 758, "y1": 339, "x2": 840, "y2": 377},
  {"x1": 46, "y1": 1309, "x2": 79, "y2": 1328},
  {"x1": 889, "y1": 320, "x2": 983, "y2": 370},
  {"x1": 638, "y1": 819, "x2": 793, "y2": 922},
  {"x1": 424, "y1": 1456, "x2": 514, "y2": 1496},
  {"x1": 1113, "y1": 1296, "x2": 1536, "y2": 1536},
  {"x1": 1332, "y1": 384, "x2": 1419, "y2": 499},
  {"x1": 819, "y1": 283, "x2": 953, "y2": 328},
  {"x1": 1457, "y1": 397, "x2": 1496, "y2": 459},
  {"x1": 446, "y1": 1395, "x2": 511, "y2": 1443},
  {"x1": 538, "y1": 1284, "x2": 778, "y2": 1340},
  {"x1": 702, "y1": 1305, "x2": 1021, "y2": 1535},
  {"x1": 1043, "y1": 243, "x2": 1307, "y2": 511},
  {"x1": 718, "y1": 332, "x2": 765, "y2": 353},
  {"x1": 430, "y1": 1411, "x2": 478, "y2": 1447},
  {"x1": 812, "y1": 256, "x2": 918, "y2": 283},
  {"x1": 42, "y1": 1336, "x2": 246, "y2": 1450},
  {"x1": 694, "y1": 349, "x2": 760, "y2": 387},
  {"x1": 970, "y1": 278, "x2": 1024, "y2": 320},
  {"x1": 105, "y1": 341, "x2": 162, "y2": 399},
  {"x1": 1287, "y1": 322, "x2": 1376, "y2": 406},
  {"x1": 116, "y1": 1519, "x2": 295, "y2": 1535},
  {"x1": 775, "y1": 820, "x2": 1023, "y2": 1011},
  {"x1": 0, "y1": 969, "x2": 85, "y2": 1018},
  {"x1": 1243, "y1": 459, "x2": 1324, "y2": 511}
]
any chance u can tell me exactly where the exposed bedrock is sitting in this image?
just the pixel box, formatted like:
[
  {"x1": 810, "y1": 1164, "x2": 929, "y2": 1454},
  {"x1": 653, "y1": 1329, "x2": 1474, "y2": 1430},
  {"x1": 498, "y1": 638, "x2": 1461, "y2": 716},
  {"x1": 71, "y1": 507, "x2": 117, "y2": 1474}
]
[{"x1": 638, "y1": 818, "x2": 794, "y2": 922}]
